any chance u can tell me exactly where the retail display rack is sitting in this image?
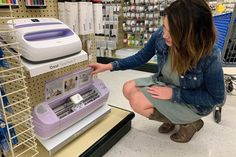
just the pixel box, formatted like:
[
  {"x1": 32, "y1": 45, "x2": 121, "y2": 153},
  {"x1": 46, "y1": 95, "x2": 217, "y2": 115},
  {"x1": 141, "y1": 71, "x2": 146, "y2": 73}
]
[
  {"x1": 213, "y1": 3, "x2": 236, "y2": 123},
  {"x1": 25, "y1": 0, "x2": 47, "y2": 8},
  {"x1": 0, "y1": 4, "x2": 38, "y2": 157},
  {"x1": 0, "y1": 0, "x2": 18, "y2": 7},
  {"x1": 122, "y1": 0, "x2": 175, "y2": 48},
  {"x1": 94, "y1": 0, "x2": 123, "y2": 58},
  {"x1": 0, "y1": 0, "x2": 47, "y2": 8},
  {"x1": 214, "y1": 4, "x2": 236, "y2": 66}
]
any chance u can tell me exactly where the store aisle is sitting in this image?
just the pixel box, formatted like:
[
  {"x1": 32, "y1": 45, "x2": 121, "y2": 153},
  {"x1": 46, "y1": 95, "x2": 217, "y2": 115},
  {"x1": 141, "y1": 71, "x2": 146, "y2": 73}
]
[{"x1": 98, "y1": 70, "x2": 236, "y2": 157}]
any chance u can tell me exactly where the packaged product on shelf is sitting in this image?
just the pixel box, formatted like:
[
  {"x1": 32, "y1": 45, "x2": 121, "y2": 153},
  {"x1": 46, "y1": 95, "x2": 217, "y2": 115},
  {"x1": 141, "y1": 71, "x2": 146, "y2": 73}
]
[
  {"x1": 0, "y1": 113, "x2": 18, "y2": 154},
  {"x1": 0, "y1": 81, "x2": 13, "y2": 114},
  {"x1": 0, "y1": 48, "x2": 10, "y2": 68},
  {"x1": 0, "y1": 119, "x2": 10, "y2": 153}
]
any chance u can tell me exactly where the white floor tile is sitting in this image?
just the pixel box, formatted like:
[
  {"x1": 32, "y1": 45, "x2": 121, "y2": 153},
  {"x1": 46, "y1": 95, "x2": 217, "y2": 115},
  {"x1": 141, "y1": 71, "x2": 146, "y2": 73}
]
[{"x1": 98, "y1": 70, "x2": 236, "y2": 157}]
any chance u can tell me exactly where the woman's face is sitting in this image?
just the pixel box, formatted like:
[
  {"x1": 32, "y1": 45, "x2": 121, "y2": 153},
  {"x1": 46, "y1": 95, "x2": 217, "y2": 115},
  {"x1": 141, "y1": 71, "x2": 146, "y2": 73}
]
[{"x1": 163, "y1": 16, "x2": 172, "y2": 46}]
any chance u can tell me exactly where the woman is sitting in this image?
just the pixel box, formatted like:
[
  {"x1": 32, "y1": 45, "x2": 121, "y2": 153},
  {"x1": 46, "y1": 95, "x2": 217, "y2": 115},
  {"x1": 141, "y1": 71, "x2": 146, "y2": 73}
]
[{"x1": 89, "y1": 0, "x2": 225, "y2": 143}]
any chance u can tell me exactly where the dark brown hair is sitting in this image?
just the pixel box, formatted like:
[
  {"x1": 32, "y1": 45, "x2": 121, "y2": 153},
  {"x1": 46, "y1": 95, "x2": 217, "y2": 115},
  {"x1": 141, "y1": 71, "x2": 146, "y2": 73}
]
[{"x1": 165, "y1": 0, "x2": 216, "y2": 75}]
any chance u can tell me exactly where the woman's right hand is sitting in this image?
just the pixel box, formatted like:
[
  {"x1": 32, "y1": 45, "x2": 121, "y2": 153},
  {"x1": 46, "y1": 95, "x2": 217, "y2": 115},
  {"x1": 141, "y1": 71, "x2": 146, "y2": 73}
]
[{"x1": 88, "y1": 63, "x2": 113, "y2": 75}]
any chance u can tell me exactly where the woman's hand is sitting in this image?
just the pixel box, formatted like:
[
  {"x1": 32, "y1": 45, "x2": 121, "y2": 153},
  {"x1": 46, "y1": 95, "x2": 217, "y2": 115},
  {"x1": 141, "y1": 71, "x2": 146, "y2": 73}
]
[
  {"x1": 147, "y1": 86, "x2": 173, "y2": 100},
  {"x1": 88, "y1": 63, "x2": 113, "y2": 75}
]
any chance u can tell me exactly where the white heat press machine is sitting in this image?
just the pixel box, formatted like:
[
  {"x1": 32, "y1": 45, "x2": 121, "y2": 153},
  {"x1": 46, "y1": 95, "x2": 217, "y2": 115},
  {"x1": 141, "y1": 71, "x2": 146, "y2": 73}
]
[
  {"x1": 32, "y1": 68, "x2": 111, "y2": 154},
  {"x1": 4, "y1": 18, "x2": 82, "y2": 63}
]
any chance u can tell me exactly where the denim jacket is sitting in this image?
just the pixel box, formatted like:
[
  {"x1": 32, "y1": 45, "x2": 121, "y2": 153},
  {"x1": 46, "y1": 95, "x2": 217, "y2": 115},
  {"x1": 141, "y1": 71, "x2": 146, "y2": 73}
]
[{"x1": 111, "y1": 27, "x2": 226, "y2": 115}]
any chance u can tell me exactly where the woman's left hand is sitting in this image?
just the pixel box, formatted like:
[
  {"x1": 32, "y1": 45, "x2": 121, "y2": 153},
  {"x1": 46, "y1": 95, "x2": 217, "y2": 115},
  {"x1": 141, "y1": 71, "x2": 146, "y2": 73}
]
[{"x1": 147, "y1": 86, "x2": 173, "y2": 100}]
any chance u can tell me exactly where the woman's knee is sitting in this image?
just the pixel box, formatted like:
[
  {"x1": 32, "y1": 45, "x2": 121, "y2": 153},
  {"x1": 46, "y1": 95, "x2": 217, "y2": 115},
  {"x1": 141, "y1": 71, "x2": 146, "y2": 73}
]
[{"x1": 122, "y1": 80, "x2": 136, "y2": 98}]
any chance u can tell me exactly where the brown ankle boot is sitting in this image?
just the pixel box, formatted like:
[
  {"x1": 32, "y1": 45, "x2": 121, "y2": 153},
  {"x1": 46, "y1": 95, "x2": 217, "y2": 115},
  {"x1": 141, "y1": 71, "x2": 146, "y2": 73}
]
[
  {"x1": 149, "y1": 109, "x2": 175, "y2": 133},
  {"x1": 170, "y1": 119, "x2": 204, "y2": 143},
  {"x1": 149, "y1": 108, "x2": 171, "y2": 122},
  {"x1": 159, "y1": 123, "x2": 175, "y2": 133}
]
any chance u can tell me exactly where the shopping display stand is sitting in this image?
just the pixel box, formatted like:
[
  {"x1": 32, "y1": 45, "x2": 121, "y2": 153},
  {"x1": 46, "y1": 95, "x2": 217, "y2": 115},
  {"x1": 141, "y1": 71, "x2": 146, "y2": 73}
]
[
  {"x1": 0, "y1": 4, "x2": 38, "y2": 157},
  {"x1": 17, "y1": 105, "x2": 135, "y2": 157},
  {"x1": 1, "y1": 1, "x2": 135, "y2": 156}
]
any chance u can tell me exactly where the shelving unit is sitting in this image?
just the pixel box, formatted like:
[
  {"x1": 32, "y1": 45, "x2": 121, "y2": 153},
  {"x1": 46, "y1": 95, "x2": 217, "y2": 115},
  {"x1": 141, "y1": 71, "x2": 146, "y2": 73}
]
[
  {"x1": 122, "y1": 0, "x2": 161, "y2": 47},
  {"x1": 97, "y1": 0, "x2": 175, "y2": 69},
  {"x1": 94, "y1": 0, "x2": 123, "y2": 58},
  {"x1": 122, "y1": 0, "x2": 174, "y2": 47},
  {"x1": 0, "y1": 5, "x2": 38, "y2": 157},
  {"x1": 0, "y1": 0, "x2": 18, "y2": 7},
  {"x1": 25, "y1": 0, "x2": 46, "y2": 8},
  {"x1": 208, "y1": 0, "x2": 236, "y2": 15}
]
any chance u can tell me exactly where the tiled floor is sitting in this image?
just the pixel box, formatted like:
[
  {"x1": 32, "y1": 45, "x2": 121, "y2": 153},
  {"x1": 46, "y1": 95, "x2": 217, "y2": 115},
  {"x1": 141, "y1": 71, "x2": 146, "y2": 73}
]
[{"x1": 97, "y1": 70, "x2": 236, "y2": 157}]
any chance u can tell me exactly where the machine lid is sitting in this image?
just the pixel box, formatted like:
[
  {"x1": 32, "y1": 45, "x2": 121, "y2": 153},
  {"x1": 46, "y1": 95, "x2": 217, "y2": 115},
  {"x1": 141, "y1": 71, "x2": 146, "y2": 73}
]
[
  {"x1": 24, "y1": 29, "x2": 74, "y2": 41},
  {"x1": 15, "y1": 22, "x2": 62, "y2": 29}
]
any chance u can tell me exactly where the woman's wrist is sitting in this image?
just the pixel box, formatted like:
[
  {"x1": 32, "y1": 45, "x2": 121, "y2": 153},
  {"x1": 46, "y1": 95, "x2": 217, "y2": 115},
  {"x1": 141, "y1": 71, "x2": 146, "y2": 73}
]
[
  {"x1": 110, "y1": 61, "x2": 119, "y2": 71},
  {"x1": 107, "y1": 63, "x2": 113, "y2": 71}
]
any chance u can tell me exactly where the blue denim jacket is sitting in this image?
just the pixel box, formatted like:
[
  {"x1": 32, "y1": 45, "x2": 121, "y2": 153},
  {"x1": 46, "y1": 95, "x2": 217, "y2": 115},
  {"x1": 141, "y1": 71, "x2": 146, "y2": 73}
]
[{"x1": 111, "y1": 27, "x2": 226, "y2": 115}]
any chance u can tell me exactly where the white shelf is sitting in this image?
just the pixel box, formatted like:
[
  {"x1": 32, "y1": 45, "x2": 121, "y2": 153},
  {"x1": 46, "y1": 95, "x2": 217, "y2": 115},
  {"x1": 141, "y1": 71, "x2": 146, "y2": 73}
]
[{"x1": 22, "y1": 50, "x2": 88, "y2": 77}]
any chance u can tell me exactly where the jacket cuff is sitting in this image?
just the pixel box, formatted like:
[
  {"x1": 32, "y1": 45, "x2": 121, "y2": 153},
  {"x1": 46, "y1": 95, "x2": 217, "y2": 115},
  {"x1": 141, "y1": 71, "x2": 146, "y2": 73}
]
[
  {"x1": 110, "y1": 61, "x2": 120, "y2": 71},
  {"x1": 171, "y1": 87, "x2": 181, "y2": 103}
]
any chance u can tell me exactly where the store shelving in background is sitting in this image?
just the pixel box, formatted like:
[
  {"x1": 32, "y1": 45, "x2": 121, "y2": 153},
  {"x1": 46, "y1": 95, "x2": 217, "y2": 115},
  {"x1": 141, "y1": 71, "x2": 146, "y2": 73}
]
[
  {"x1": 122, "y1": 0, "x2": 175, "y2": 48},
  {"x1": 208, "y1": 0, "x2": 236, "y2": 15},
  {"x1": 95, "y1": 0, "x2": 123, "y2": 58},
  {"x1": 25, "y1": 0, "x2": 46, "y2": 8},
  {"x1": 122, "y1": 0, "x2": 161, "y2": 48},
  {"x1": 0, "y1": 0, "x2": 18, "y2": 7},
  {"x1": 223, "y1": 0, "x2": 236, "y2": 13}
]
